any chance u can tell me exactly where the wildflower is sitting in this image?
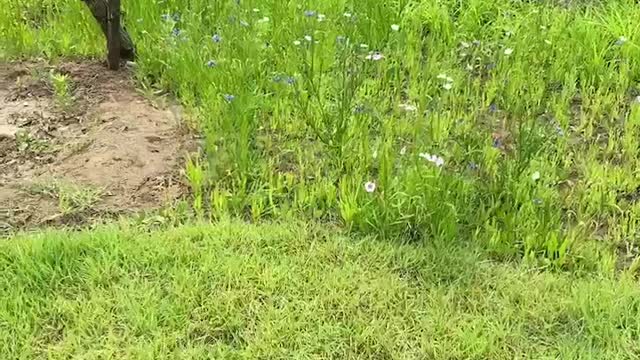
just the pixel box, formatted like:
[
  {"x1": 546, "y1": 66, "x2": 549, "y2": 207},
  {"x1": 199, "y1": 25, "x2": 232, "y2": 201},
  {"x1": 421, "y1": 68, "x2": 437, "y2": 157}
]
[
  {"x1": 504, "y1": 48, "x2": 514, "y2": 55},
  {"x1": 533, "y1": 198, "x2": 543, "y2": 206},
  {"x1": 468, "y1": 162, "x2": 479, "y2": 170},
  {"x1": 554, "y1": 125, "x2": 564, "y2": 137},
  {"x1": 442, "y1": 83, "x2": 453, "y2": 90},
  {"x1": 317, "y1": 14, "x2": 326, "y2": 22},
  {"x1": 615, "y1": 36, "x2": 627, "y2": 46},
  {"x1": 489, "y1": 103, "x2": 498, "y2": 113},
  {"x1": 419, "y1": 153, "x2": 445, "y2": 167},
  {"x1": 136, "y1": 18, "x2": 143, "y2": 23},
  {"x1": 206, "y1": 59, "x2": 217, "y2": 67},
  {"x1": 223, "y1": 94, "x2": 236, "y2": 102},
  {"x1": 293, "y1": 40, "x2": 301, "y2": 46},
  {"x1": 284, "y1": 76, "x2": 295, "y2": 85},
  {"x1": 171, "y1": 28, "x2": 182, "y2": 37},
  {"x1": 304, "y1": 10, "x2": 317, "y2": 17},
  {"x1": 258, "y1": 17, "x2": 270, "y2": 23},
  {"x1": 212, "y1": 33, "x2": 222, "y2": 43},
  {"x1": 240, "y1": 20, "x2": 249, "y2": 27},
  {"x1": 161, "y1": 14, "x2": 171, "y2": 21},
  {"x1": 492, "y1": 137, "x2": 502, "y2": 148},
  {"x1": 364, "y1": 181, "x2": 376, "y2": 193},
  {"x1": 400, "y1": 146, "x2": 407, "y2": 155},
  {"x1": 354, "y1": 104, "x2": 366, "y2": 114},
  {"x1": 304, "y1": 35, "x2": 313, "y2": 42},
  {"x1": 437, "y1": 73, "x2": 454, "y2": 83},
  {"x1": 172, "y1": 13, "x2": 181, "y2": 22},
  {"x1": 252, "y1": 8, "x2": 260, "y2": 13},
  {"x1": 343, "y1": 12, "x2": 352, "y2": 18},
  {"x1": 391, "y1": 24, "x2": 400, "y2": 32},
  {"x1": 273, "y1": 75, "x2": 282, "y2": 83},
  {"x1": 460, "y1": 41, "x2": 470, "y2": 48},
  {"x1": 398, "y1": 103, "x2": 417, "y2": 112},
  {"x1": 365, "y1": 52, "x2": 384, "y2": 61},
  {"x1": 372, "y1": 150, "x2": 378, "y2": 159},
  {"x1": 505, "y1": 30, "x2": 514, "y2": 37},
  {"x1": 532, "y1": 171, "x2": 541, "y2": 181}
]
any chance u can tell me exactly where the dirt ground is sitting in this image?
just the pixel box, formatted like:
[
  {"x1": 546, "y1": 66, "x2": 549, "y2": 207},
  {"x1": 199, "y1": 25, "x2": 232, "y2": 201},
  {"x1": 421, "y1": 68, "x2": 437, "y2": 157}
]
[{"x1": 0, "y1": 61, "x2": 196, "y2": 234}]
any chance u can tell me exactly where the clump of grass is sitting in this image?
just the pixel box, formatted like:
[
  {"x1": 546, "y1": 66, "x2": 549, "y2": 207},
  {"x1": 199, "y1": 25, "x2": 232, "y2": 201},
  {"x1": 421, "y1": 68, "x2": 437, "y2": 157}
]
[{"x1": 28, "y1": 179, "x2": 103, "y2": 216}]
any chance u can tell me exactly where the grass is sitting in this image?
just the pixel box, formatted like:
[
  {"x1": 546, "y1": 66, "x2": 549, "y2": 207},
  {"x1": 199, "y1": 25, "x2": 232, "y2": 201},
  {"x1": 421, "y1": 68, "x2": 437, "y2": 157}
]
[
  {"x1": 27, "y1": 179, "x2": 104, "y2": 216},
  {"x1": 2, "y1": 0, "x2": 640, "y2": 267},
  {"x1": 2, "y1": 0, "x2": 640, "y2": 356},
  {"x1": 1, "y1": 220, "x2": 640, "y2": 359}
]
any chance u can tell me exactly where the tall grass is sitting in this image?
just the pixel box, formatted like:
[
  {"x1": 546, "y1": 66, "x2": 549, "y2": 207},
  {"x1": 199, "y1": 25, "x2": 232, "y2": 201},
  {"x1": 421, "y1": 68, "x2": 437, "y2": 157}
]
[{"x1": 2, "y1": 0, "x2": 640, "y2": 268}]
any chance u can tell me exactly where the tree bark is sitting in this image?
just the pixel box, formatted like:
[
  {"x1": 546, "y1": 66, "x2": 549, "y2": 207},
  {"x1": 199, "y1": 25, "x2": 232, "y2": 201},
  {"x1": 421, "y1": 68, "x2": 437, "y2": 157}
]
[{"x1": 80, "y1": 0, "x2": 135, "y2": 61}]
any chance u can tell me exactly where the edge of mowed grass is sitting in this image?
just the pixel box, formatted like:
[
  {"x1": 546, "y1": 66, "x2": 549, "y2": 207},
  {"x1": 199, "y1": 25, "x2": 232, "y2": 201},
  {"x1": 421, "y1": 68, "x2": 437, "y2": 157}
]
[{"x1": 1, "y1": 220, "x2": 640, "y2": 358}]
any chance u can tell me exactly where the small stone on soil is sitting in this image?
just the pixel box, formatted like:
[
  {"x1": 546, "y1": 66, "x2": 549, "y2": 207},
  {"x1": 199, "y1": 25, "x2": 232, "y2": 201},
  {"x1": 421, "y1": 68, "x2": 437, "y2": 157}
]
[{"x1": 0, "y1": 124, "x2": 19, "y2": 139}]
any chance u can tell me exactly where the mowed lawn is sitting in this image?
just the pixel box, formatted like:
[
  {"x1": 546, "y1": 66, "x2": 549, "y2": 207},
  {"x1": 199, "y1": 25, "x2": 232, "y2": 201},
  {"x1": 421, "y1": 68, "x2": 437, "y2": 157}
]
[{"x1": 1, "y1": 221, "x2": 639, "y2": 359}]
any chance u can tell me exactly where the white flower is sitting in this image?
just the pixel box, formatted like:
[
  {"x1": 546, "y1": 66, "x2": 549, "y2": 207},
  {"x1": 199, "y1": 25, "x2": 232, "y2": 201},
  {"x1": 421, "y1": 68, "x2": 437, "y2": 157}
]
[
  {"x1": 398, "y1": 103, "x2": 417, "y2": 112},
  {"x1": 442, "y1": 83, "x2": 453, "y2": 90},
  {"x1": 343, "y1": 12, "x2": 352, "y2": 18},
  {"x1": 532, "y1": 171, "x2": 541, "y2": 181},
  {"x1": 317, "y1": 14, "x2": 326, "y2": 22},
  {"x1": 391, "y1": 24, "x2": 400, "y2": 32},
  {"x1": 544, "y1": 39, "x2": 552, "y2": 45},
  {"x1": 400, "y1": 146, "x2": 407, "y2": 155},
  {"x1": 293, "y1": 40, "x2": 301, "y2": 46},
  {"x1": 364, "y1": 181, "x2": 376, "y2": 193},
  {"x1": 304, "y1": 35, "x2": 312, "y2": 42},
  {"x1": 365, "y1": 52, "x2": 384, "y2": 61},
  {"x1": 419, "y1": 153, "x2": 445, "y2": 167},
  {"x1": 360, "y1": 43, "x2": 369, "y2": 49},
  {"x1": 460, "y1": 41, "x2": 470, "y2": 48},
  {"x1": 504, "y1": 48, "x2": 514, "y2": 55},
  {"x1": 372, "y1": 150, "x2": 378, "y2": 159},
  {"x1": 252, "y1": 8, "x2": 260, "y2": 13},
  {"x1": 257, "y1": 16, "x2": 270, "y2": 23}
]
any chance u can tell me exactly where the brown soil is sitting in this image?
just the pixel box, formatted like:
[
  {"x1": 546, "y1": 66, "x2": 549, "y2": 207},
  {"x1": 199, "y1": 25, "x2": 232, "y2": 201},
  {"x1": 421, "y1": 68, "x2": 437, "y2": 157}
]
[{"x1": 0, "y1": 61, "x2": 196, "y2": 234}]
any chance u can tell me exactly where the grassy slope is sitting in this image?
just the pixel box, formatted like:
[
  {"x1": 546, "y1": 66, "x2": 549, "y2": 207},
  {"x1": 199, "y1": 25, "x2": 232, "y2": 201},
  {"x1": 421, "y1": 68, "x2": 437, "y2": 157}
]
[{"x1": 1, "y1": 221, "x2": 639, "y2": 359}]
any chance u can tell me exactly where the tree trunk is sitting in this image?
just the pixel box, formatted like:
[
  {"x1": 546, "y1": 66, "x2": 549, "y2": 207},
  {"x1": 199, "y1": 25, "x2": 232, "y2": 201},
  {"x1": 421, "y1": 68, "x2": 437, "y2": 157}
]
[{"x1": 80, "y1": 0, "x2": 135, "y2": 61}]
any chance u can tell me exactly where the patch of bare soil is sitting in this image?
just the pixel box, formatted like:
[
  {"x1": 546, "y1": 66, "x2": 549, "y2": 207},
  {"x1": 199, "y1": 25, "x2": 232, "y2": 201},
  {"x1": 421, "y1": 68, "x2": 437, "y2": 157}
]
[{"x1": 0, "y1": 61, "x2": 196, "y2": 234}]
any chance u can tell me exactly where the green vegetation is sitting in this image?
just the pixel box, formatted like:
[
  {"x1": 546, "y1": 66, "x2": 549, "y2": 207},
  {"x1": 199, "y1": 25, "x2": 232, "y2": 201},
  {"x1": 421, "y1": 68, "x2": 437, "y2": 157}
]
[
  {"x1": 2, "y1": 221, "x2": 640, "y2": 358},
  {"x1": 2, "y1": 0, "x2": 640, "y2": 356},
  {"x1": 2, "y1": 0, "x2": 640, "y2": 267}
]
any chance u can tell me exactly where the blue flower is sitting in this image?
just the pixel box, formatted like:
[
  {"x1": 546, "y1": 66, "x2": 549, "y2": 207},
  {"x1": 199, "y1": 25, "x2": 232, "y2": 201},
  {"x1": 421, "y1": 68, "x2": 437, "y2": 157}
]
[
  {"x1": 468, "y1": 162, "x2": 479, "y2": 170},
  {"x1": 284, "y1": 76, "x2": 295, "y2": 85},
  {"x1": 223, "y1": 94, "x2": 236, "y2": 102},
  {"x1": 304, "y1": 10, "x2": 317, "y2": 17},
  {"x1": 354, "y1": 104, "x2": 366, "y2": 114},
  {"x1": 161, "y1": 14, "x2": 171, "y2": 21},
  {"x1": 488, "y1": 103, "x2": 498, "y2": 113},
  {"x1": 212, "y1": 33, "x2": 222, "y2": 43},
  {"x1": 172, "y1": 13, "x2": 181, "y2": 22},
  {"x1": 206, "y1": 60, "x2": 217, "y2": 68},
  {"x1": 273, "y1": 75, "x2": 282, "y2": 83},
  {"x1": 172, "y1": 28, "x2": 181, "y2": 37}
]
